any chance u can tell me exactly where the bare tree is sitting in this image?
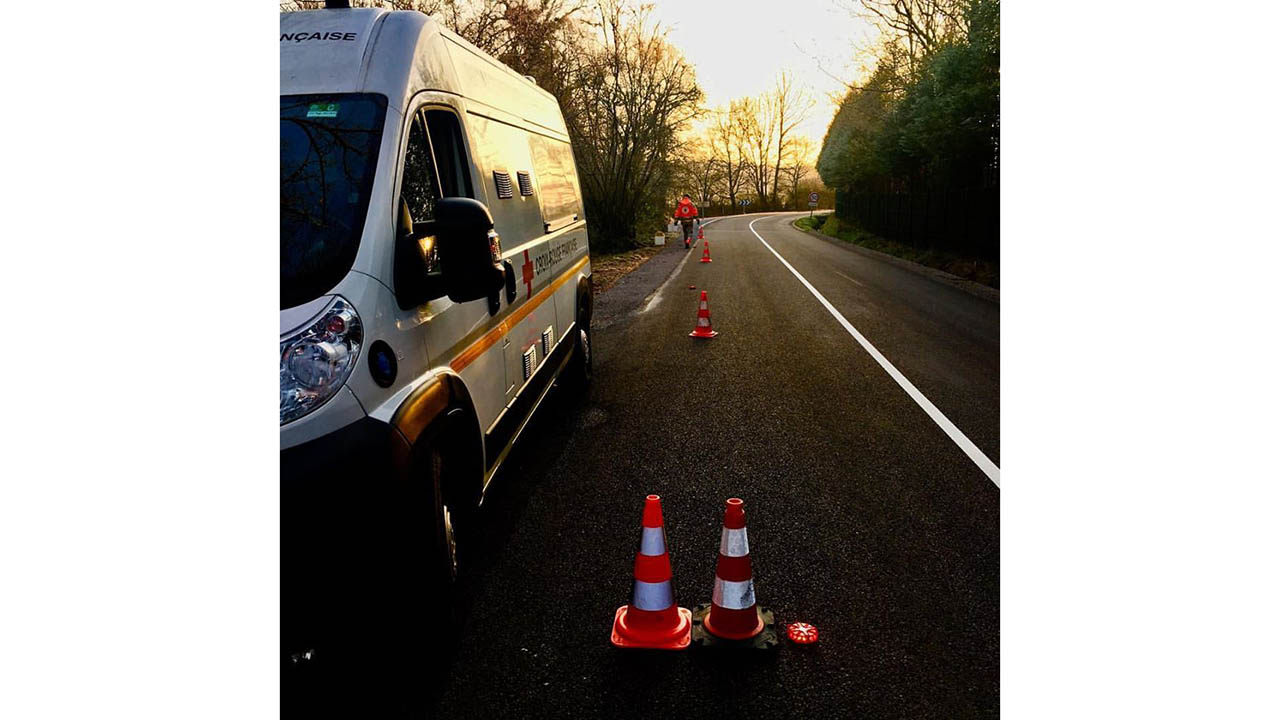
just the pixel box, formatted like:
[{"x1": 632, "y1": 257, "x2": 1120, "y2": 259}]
[
  {"x1": 697, "y1": 133, "x2": 727, "y2": 212},
  {"x1": 779, "y1": 135, "x2": 815, "y2": 209},
  {"x1": 767, "y1": 71, "x2": 815, "y2": 207},
  {"x1": 673, "y1": 141, "x2": 721, "y2": 213},
  {"x1": 738, "y1": 96, "x2": 778, "y2": 208},
  {"x1": 851, "y1": 0, "x2": 967, "y2": 77},
  {"x1": 710, "y1": 102, "x2": 750, "y2": 213},
  {"x1": 561, "y1": 0, "x2": 703, "y2": 248},
  {"x1": 858, "y1": 0, "x2": 965, "y2": 54}
]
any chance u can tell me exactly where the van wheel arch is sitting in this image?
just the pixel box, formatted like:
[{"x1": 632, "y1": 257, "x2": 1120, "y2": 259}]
[
  {"x1": 429, "y1": 380, "x2": 484, "y2": 515},
  {"x1": 394, "y1": 372, "x2": 485, "y2": 516}
]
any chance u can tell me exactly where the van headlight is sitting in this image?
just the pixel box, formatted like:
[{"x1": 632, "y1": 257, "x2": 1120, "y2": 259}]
[{"x1": 280, "y1": 298, "x2": 363, "y2": 425}]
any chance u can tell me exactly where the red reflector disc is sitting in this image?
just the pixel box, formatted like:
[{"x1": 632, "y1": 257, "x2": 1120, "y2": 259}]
[{"x1": 786, "y1": 622, "x2": 819, "y2": 645}]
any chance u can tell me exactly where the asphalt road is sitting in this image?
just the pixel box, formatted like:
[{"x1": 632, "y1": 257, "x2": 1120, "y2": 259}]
[{"x1": 292, "y1": 212, "x2": 1000, "y2": 718}]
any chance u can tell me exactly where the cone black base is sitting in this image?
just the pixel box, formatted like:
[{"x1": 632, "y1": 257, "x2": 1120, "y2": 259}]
[{"x1": 690, "y1": 605, "x2": 779, "y2": 650}]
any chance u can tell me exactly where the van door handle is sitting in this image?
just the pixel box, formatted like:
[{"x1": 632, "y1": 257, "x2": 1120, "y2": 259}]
[{"x1": 503, "y1": 260, "x2": 517, "y2": 303}]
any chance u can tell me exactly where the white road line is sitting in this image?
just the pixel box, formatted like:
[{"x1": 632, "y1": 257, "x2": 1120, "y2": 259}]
[
  {"x1": 639, "y1": 218, "x2": 722, "y2": 314},
  {"x1": 749, "y1": 217, "x2": 1001, "y2": 488},
  {"x1": 834, "y1": 270, "x2": 865, "y2": 288}
]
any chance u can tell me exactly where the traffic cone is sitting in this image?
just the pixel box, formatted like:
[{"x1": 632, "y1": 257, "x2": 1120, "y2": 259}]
[
  {"x1": 688, "y1": 290, "x2": 718, "y2": 339},
  {"x1": 611, "y1": 495, "x2": 692, "y2": 650},
  {"x1": 691, "y1": 498, "x2": 779, "y2": 649},
  {"x1": 699, "y1": 240, "x2": 712, "y2": 263},
  {"x1": 697, "y1": 225, "x2": 705, "y2": 240}
]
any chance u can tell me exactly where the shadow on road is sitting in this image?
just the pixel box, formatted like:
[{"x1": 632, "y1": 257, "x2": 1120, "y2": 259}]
[{"x1": 281, "y1": 379, "x2": 592, "y2": 719}]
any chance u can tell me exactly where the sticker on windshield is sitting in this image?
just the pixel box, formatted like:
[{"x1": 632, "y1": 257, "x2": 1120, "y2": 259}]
[{"x1": 306, "y1": 103, "x2": 339, "y2": 118}]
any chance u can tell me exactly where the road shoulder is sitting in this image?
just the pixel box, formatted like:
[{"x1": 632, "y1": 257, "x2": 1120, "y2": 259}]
[
  {"x1": 792, "y1": 216, "x2": 1000, "y2": 304},
  {"x1": 591, "y1": 240, "x2": 690, "y2": 330},
  {"x1": 591, "y1": 219, "x2": 724, "y2": 329}
]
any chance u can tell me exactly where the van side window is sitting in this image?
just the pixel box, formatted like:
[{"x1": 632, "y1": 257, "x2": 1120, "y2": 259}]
[
  {"x1": 396, "y1": 111, "x2": 446, "y2": 306},
  {"x1": 528, "y1": 134, "x2": 582, "y2": 232},
  {"x1": 394, "y1": 108, "x2": 474, "y2": 308},
  {"x1": 400, "y1": 112, "x2": 439, "y2": 223},
  {"x1": 425, "y1": 110, "x2": 473, "y2": 198}
]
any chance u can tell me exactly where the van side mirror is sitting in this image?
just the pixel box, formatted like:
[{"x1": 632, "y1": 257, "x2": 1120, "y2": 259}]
[
  {"x1": 434, "y1": 197, "x2": 505, "y2": 304},
  {"x1": 393, "y1": 198, "x2": 445, "y2": 310}
]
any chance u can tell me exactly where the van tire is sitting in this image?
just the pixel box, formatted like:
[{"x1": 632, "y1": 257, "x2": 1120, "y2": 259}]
[
  {"x1": 393, "y1": 441, "x2": 464, "y2": 622},
  {"x1": 562, "y1": 309, "x2": 592, "y2": 389},
  {"x1": 428, "y1": 446, "x2": 461, "y2": 588}
]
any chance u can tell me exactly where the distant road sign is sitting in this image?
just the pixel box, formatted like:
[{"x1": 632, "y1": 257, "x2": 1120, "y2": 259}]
[{"x1": 808, "y1": 192, "x2": 819, "y2": 203}]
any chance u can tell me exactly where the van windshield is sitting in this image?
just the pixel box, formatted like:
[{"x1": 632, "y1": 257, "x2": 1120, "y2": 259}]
[{"x1": 281, "y1": 93, "x2": 388, "y2": 309}]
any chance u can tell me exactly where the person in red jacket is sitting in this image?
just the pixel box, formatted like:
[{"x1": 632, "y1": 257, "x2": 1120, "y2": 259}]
[{"x1": 673, "y1": 194, "x2": 699, "y2": 249}]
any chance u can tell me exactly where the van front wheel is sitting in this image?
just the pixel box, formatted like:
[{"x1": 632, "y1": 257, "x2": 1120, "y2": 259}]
[
  {"x1": 429, "y1": 448, "x2": 460, "y2": 585},
  {"x1": 399, "y1": 444, "x2": 462, "y2": 618}
]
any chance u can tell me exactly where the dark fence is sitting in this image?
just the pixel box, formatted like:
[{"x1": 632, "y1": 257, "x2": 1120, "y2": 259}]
[{"x1": 834, "y1": 185, "x2": 999, "y2": 261}]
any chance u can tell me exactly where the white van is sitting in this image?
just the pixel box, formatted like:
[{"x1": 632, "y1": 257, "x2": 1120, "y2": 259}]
[{"x1": 280, "y1": 4, "x2": 591, "y2": 653}]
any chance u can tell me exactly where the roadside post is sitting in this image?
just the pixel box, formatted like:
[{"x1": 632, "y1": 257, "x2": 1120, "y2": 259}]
[{"x1": 808, "y1": 191, "x2": 819, "y2": 219}]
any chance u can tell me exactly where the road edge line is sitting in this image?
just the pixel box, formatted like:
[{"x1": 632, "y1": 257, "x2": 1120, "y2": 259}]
[{"x1": 749, "y1": 217, "x2": 1001, "y2": 488}]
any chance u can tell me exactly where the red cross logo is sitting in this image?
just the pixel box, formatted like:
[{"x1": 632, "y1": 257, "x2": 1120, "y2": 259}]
[{"x1": 521, "y1": 250, "x2": 534, "y2": 299}]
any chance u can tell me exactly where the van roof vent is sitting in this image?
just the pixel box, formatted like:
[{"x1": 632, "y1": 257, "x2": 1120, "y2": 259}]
[
  {"x1": 517, "y1": 171, "x2": 534, "y2": 197},
  {"x1": 493, "y1": 171, "x2": 514, "y2": 199},
  {"x1": 324, "y1": 0, "x2": 351, "y2": 8}
]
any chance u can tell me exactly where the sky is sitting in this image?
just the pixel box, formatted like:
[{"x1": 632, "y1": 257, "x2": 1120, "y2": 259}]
[{"x1": 643, "y1": 0, "x2": 881, "y2": 157}]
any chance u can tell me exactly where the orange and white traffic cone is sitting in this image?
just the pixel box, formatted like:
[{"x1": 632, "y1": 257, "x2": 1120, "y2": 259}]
[
  {"x1": 691, "y1": 498, "x2": 779, "y2": 649},
  {"x1": 611, "y1": 495, "x2": 692, "y2": 650},
  {"x1": 698, "y1": 225, "x2": 705, "y2": 240},
  {"x1": 699, "y1": 240, "x2": 712, "y2": 263},
  {"x1": 688, "y1": 290, "x2": 718, "y2": 339}
]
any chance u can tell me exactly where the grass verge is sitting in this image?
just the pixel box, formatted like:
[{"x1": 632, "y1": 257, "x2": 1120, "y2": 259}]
[
  {"x1": 794, "y1": 214, "x2": 999, "y2": 288},
  {"x1": 590, "y1": 243, "x2": 666, "y2": 294}
]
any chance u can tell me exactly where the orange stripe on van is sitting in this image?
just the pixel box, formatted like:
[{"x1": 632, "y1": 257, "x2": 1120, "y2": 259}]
[{"x1": 450, "y1": 255, "x2": 589, "y2": 373}]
